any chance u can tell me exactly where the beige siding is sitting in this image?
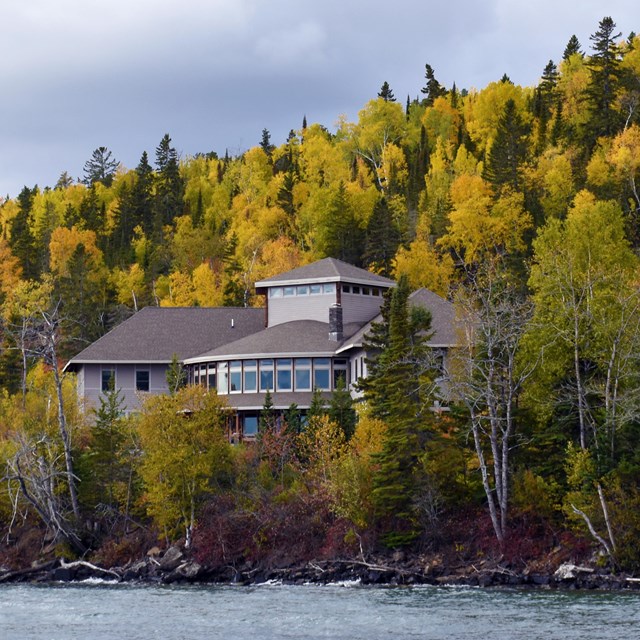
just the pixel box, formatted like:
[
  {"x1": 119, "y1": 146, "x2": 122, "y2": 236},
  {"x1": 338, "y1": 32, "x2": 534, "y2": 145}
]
[
  {"x1": 268, "y1": 294, "x2": 336, "y2": 326},
  {"x1": 341, "y1": 293, "x2": 384, "y2": 324}
]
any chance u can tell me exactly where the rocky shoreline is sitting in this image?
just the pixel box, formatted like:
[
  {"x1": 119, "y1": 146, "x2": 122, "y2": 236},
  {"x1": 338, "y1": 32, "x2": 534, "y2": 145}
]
[{"x1": 2, "y1": 546, "x2": 639, "y2": 591}]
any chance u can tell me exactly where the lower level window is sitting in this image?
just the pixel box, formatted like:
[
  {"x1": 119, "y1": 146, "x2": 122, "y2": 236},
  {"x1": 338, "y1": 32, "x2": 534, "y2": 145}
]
[
  {"x1": 101, "y1": 367, "x2": 115, "y2": 392},
  {"x1": 136, "y1": 369, "x2": 150, "y2": 392},
  {"x1": 243, "y1": 415, "x2": 258, "y2": 437}
]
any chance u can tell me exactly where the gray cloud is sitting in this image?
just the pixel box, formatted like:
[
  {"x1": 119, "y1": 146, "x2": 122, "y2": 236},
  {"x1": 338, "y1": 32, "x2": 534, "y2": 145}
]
[{"x1": 0, "y1": 0, "x2": 636, "y2": 197}]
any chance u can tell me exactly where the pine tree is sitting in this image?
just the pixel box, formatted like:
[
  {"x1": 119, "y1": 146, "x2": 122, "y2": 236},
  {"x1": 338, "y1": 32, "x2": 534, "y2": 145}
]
[
  {"x1": 320, "y1": 182, "x2": 364, "y2": 265},
  {"x1": 563, "y1": 35, "x2": 583, "y2": 59},
  {"x1": 9, "y1": 186, "x2": 38, "y2": 280},
  {"x1": 260, "y1": 128, "x2": 275, "y2": 157},
  {"x1": 483, "y1": 99, "x2": 529, "y2": 192},
  {"x1": 259, "y1": 389, "x2": 277, "y2": 432},
  {"x1": 83, "y1": 147, "x2": 118, "y2": 187},
  {"x1": 586, "y1": 16, "x2": 623, "y2": 141},
  {"x1": 328, "y1": 377, "x2": 357, "y2": 440},
  {"x1": 361, "y1": 276, "x2": 435, "y2": 546},
  {"x1": 378, "y1": 81, "x2": 396, "y2": 102},
  {"x1": 363, "y1": 197, "x2": 401, "y2": 277},
  {"x1": 421, "y1": 64, "x2": 446, "y2": 106},
  {"x1": 154, "y1": 134, "x2": 184, "y2": 231}
]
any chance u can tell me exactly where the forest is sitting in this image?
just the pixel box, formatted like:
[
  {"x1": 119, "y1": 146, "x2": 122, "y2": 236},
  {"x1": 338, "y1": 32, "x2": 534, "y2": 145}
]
[{"x1": 1, "y1": 16, "x2": 640, "y2": 575}]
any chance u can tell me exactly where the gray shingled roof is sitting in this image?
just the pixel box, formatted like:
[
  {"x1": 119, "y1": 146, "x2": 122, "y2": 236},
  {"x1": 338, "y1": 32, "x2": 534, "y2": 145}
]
[
  {"x1": 65, "y1": 307, "x2": 265, "y2": 368},
  {"x1": 338, "y1": 288, "x2": 460, "y2": 352},
  {"x1": 186, "y1": 319, "x2": 364, "y2": 363},
  {"x1": 254, "y1": 257, "x2": 396, "y2": 288}
]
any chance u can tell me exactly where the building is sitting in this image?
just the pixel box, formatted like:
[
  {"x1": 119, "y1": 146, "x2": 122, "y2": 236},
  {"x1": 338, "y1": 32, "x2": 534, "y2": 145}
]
[{"x1": 65, "y1": 258, "x2": 458, "y2": 437}]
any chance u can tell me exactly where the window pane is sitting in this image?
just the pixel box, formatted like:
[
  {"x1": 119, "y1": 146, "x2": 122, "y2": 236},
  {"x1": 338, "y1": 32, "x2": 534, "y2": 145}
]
[
  {"x1": 315, "y1": 358, "x2": 330, "y2": 366},
  {"x1": 217, "y1": 363, "x2": 228, "y2": 394},
  {"x1": 297, "y1": 285, "x2": 308, "y2": 295},
  {"x1": 260, "y1": 370, "x2": 274, "y2": 391},
  {"x1": 244, "y1": 416, "x2": 258, "y2": 437},
  {"x1": 283, "y1": 286, "x2": 295, "y2": 296},
  {"x1": 314, "y1": 368, "x2": 330, "y2": 390},
  {"x1": 230, "y1": 370, "x2": 242, "y2": 392},
  {"x1": 323, "y1": 283, "x2": 335, "y2": 294},
  {"x1": 295, "y1": 368, "x2": 311, "y2": 391},
  {"x1": 309, "y1": 284, "x2": 321, "y2": 295},
  {"x1": 269, "y1": 287, "x2": 283, "y2": 298},
  {"x1": 342, "y1": 284, "x2": 350, "y2": 293},
  {"x1": 244, "y1": 370, "x2": 257, "y2": 392},
  {"x1": 136, "y1": 370, "x2": 149, "y2": 392},
  {"x1": 277, "y1": 368, "x2": 292, "y2": 391},
  {"x1": 101, "y1": 369, "x2": 115, "y2": 392}
]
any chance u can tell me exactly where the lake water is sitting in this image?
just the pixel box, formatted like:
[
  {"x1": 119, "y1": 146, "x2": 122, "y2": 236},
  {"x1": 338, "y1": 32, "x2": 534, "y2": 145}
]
[{"x1": 0, "y1": 581, "x2": 638, "y2": 639}]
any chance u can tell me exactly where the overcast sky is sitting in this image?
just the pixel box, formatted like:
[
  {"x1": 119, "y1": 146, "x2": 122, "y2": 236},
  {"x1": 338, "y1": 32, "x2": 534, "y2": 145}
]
[{"x1": 0, "y1": 0, "x2": 636, "y2": 199}]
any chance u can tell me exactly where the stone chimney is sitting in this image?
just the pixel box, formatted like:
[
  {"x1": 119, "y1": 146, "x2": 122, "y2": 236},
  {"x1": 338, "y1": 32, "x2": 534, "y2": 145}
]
[{"x1": 329, "y1": 303, "x2": 343, "y2": 342}]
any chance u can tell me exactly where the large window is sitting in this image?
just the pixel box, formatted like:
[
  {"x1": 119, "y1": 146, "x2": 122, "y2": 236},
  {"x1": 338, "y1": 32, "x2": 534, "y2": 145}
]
[
  {"x1": 101, "y1": 367, "x2": 115, "y2": 392},
  {"x1": 229, "y1": 361, "x2": 242, "y2": 393},
  {"x1": 276, "y1": 359, "x2": 292, "y2": 391},
  {"x1": 333, "y1": 359, "x2": 348, "y2": 389},
  {"x1": 217, "y1": 362, "x2": 228, "y2": 394},
  {"x1": 313, "y1": 358, "x2": 331, "y2": 391},
  {"x1": 135, "y1": 369, "x2": 149, "y2": 392},
  {"x1": 260, "y1": 359, "x2": 274, "y2": 391},
  {"x1": 294, "y1": 358, "x2": 311, "y2": 391},
  {"x1": 243, "y1": 360, "x2": 257, "y2": 392}
]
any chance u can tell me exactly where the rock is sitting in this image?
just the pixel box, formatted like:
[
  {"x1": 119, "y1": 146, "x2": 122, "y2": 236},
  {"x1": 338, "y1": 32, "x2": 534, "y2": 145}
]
[
  {"x1": 553, "y1": 563, "x2": 594, "y2": 581},
  {"x1": 147, "y1": 546, "x2": 162, "y2": 557},
  {"x1": 392, "y1": 550, "x2": 406, "y2": 563},
  {"x1": 159, "y1": 546, "x2": 184, "y2": 571},
  {"x1": 52, "y1": 567, "x2": 75, "y2": 581}
]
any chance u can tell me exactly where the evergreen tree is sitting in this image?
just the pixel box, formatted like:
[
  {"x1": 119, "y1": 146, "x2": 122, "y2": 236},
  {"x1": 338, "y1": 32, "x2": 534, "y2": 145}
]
[
  {"x1": 586, "y1": 16, "x2": 623, "y2": 141},
  {"x1": 222, "y1": 233, "x2": 246, "y2": 307},
  {"x1": 131, "y1": 151, "x2": 155, "y2": 236},
  {"x1": 378, "y1": 81, "x2": 396, "y2": 102},
  {"x1": 307, "y1": 387, "x2": 326, "y2": 422},
  {"x1": 8, "y1": 186, "x2": 38, "y2": 280},
  {"x1": 360, "y1": 276, "x2": 435, "y2": 546},
  {"x1": 483, "y1": 99, "x2": 529, "y2": 192},
  {"x1": 284, "y1": 403, "x2": 302, "y2": 434},
  {"x1": 154, "y1": 134, "x2": 184, "y2": 231},
  {"x1": 563, "y1": 34, "x2": 583, "y2": 59},
  {"x1": 259, "y1": 389, "x2": 277, "y2": 432},
  {"x1": 320, "y1": 182, "x2": 364, "y2": 265},
  {"x1": 421, "y1": 64, "x2": 446, "y2": 106},
  {"x1": 83, "y1": 147, "x2": 118, "y2": 187},
  {"x1": 328, "y1": 377, "x2": 357, "y2": 440},
  {"x1": 500, "y1": 73, "x2": 513, "y2": 84},
  {"x1": 260, "y1": 128, "x2": 275, "y2": 157},
  {"x1": 363, "y1": 197, "x2": 401, "y2": 276},
  {"x1": 166, "y1": 353, "x2": 186, "y2": 394}
]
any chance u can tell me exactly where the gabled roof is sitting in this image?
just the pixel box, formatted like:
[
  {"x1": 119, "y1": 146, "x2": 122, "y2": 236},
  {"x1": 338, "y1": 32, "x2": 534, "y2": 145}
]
[
  {"x1": 186, "y1": 319, "x2": 364, "y2": 363},
  {"x1": 337, "y1": 288, "x2": 459, "y2": 352},
  {"x1": 65, "y1": 306, "x2": 265, "y2": 368},
  {"x1": 254, "y1": 257, "x2": 395, "y2": 289}
]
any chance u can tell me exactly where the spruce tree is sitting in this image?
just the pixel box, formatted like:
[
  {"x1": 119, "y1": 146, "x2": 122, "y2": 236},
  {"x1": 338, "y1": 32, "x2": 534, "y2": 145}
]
[
  {"x1": 328, "y1": 378, "x2": 357, "y2": 440},
  {"x1": 83, "y1": 146, "x2": 118, "y2": 187},
  {"x1": 363, "y1": 197, "x2": 401, "y2": 277},
  {"x1": 378, "y1": 81, "x2": 396, "y2": 102},
  {"x1": 563, "y1": 34, "x2": 583, "y2": 59},
  {"x1": 586, "y1": 16, "x2": 623, "y2": 141},
  {"x1": 421, "y1": 64, "x2": 446, "y2": 106},
  {"x1": 8, "y1": 186, "x2": 38, "y2": 280},
  {"x1": 361, "y1": 276, "x2": 435, "y2": 546},
  {"x1": 483, "y1": 99, "x2": 529, "y2": 192}
]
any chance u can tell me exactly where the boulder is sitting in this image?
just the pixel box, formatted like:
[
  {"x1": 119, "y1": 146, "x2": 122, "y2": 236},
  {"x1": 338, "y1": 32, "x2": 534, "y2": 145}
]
[
  {"x1": 553, "y1": 563, "x2": 594, "y2": 580},
  {"x1": 159, "y1": 546, "x2": 184, "y2": 571}
]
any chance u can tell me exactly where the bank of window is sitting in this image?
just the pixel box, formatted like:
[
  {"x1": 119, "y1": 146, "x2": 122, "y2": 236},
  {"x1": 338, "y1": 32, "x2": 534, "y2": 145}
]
[
  {"x1": 243, "y1": 360, "x2": 257, "y2": 392},
  {"x1": 243, "y1": 415, "x2": 259, "y2": 437},
  {"x1": 217, "y1": 362, "x2": 229, "y2": 394},
  {"x1": 276, "y1": 359, "x2": 293, "y2": 391},
  {"x1": 333, "y1": 359, "x2": 348, "y2": 389},
  {"x1": 313, "y1": 358, "x2": 331, "y2": 391},
  {"x1": 101, "y1": 367, "x2": 116, "y2": 392},
  {"x1": 229, "y1": 361, "x2": 242, "y2": 393},
  {"x1": 135, "y1": 369, "x2": 150, "y2": 392},
  {"x1": 208, "y1": 365, "x2": 216, "y2": 390},
  {"x1": 294, "y1": 358, "x2": 312, "y2": 391},
  {"x1": 260, "y1": 359, "x2": 274, "y2": 391}
]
